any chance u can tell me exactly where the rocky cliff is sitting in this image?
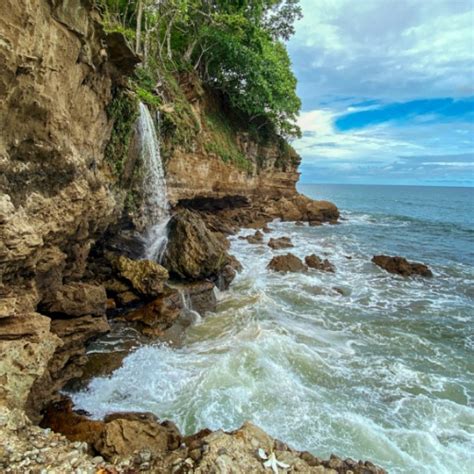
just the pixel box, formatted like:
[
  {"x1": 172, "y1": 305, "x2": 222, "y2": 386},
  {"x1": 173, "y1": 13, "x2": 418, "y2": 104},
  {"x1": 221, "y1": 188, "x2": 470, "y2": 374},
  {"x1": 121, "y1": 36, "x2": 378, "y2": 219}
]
[
  {"x1": 0, "y1": 0, "x2": 346, "y2": 471},
  {"x1": 0, "y1": 0, "x2": 139, "y2": 413}
]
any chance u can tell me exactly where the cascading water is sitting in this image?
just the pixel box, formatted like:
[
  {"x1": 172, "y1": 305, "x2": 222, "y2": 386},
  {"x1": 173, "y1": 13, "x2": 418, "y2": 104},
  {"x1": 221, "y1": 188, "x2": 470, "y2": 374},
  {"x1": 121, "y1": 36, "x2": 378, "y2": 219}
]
[{"x1": 137, "y1": 101, "x2": 170, "y2": 262}]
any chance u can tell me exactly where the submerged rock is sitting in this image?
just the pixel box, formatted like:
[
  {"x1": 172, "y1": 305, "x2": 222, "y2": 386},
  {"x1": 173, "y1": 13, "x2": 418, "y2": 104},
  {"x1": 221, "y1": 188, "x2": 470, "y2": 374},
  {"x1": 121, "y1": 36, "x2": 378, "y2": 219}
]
[
  {"x1": 305, "y1": 254, "x2": 335, "y2": 273},
  {"x1": 163, "y1": 209, "x2": 233, "y2": 281},
  {"x1": 267, "y1": 254, "x2": 306, "y2": 273},
  {"x1": 268, "y1": 236, "x2": 294, "y2": 249},
  {"x1": 240, "y1": 230, "x2": 264, "y2": 244},
  {"x1": 372, "y1": 255, "x2": 433, "y2": 277}
]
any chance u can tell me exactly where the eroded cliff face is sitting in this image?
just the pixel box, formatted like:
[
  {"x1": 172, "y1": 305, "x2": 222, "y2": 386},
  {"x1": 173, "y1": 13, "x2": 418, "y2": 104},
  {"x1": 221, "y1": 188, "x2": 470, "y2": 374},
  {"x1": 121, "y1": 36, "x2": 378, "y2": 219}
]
[
  {"x1": 162, "y1": 82, "x2": 301, "y2": 206},
  {"x1": 0, "y1": 0, "x2": 138, "y2": 413}
]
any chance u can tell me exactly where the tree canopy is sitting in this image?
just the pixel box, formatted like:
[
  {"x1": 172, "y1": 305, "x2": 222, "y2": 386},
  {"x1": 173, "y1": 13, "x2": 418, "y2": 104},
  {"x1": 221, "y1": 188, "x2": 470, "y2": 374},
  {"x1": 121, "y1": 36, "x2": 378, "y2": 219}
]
[{"x1": 96, "y1": 0, "x2": 302, "y2": 138}]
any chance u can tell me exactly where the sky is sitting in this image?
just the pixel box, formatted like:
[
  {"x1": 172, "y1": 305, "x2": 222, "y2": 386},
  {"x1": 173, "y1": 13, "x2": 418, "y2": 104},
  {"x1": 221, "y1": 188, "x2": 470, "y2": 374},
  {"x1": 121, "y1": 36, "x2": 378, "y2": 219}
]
[{"x1": 287, "y1": 0, "x2": 474, "y2": 186}]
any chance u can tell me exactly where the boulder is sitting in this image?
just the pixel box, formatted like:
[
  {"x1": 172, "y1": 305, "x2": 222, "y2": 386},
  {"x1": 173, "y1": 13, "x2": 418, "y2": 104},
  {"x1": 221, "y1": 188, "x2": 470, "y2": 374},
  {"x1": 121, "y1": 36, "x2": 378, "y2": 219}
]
[
  {"x1": 265, "y1": 195, "x2": 339, "y2": 224},
  {"x1": 372, "y1": 255, "x2": 433, "y2": 277},
  {"x1": 268, "y1": 237, "x2": 294, "y2": 249},
  {"x1": 41, "y1": 397, "x2": 106, "y2": 446},
  {"x1": 267, "y1": 254, "x2": 306, "y2": 273},
  {"x1": 124, "y1": 288, "x2": 183, "y2": 337},
  {"x1": 240, "y1": 230, "x2": 264, "y2": 244},
  {"x1": 39, "y1": 283, "x2": 107, "y2": 317},
  {"x1": 115, "y1": 255, "x2": 169, "y2": 297},
  {"x1": 96, "y1": 412, "x2": 181, "y2": 461},
  {"x1": 0, "y1": 312, "x2": 60, "y2": 412},
  {"x1": 41, "y1": 399, "x2": 182, "y2": 462},
  {"x1": 304, "y1": 199, "x2": 339, "y2": 224},
  {"x1": 305, "y1": 254, "x2": 335, "y2": 272},
  {"x1": 170, "y1": 281, "x2": 217, "y2": 315},
  {"x1": 163, "y1": 209, "x2": 233, "y2": 280}
]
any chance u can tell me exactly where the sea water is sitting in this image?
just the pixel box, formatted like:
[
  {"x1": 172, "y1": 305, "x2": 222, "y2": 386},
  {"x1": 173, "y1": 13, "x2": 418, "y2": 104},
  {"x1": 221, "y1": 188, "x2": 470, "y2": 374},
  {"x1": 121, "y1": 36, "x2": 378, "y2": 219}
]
[{"x1": 72, "y1": 184, "x2": 474, "y2": 473}]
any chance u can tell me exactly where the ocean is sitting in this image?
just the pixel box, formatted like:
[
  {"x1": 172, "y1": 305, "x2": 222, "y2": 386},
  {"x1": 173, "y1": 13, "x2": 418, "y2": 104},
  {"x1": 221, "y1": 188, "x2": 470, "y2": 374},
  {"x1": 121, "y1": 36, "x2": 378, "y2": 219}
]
[{"x1": 72, "y1": 184, "x2": 474, "y2": 473}]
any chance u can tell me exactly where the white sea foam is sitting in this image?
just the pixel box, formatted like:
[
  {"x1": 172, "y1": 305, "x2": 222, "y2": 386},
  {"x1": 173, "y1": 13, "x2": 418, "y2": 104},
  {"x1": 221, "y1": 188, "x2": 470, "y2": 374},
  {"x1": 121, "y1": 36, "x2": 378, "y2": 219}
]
[{"x1": 72, "y1": 219, "x2": 474, "y2": 474}]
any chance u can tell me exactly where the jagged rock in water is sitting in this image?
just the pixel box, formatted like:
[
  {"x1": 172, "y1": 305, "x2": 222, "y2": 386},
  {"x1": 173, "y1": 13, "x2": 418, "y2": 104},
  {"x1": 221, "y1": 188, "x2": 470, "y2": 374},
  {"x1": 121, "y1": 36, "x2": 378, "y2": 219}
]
[
  {"x1": 372, "y1": 255, "x2": 433, "y2": 277},
  {"x1": 39, "y1": 283, "x2": 107, "y2": 317},
  {"x1": 163, "y1": 209, "x2": 233, "y2": 281},
  {"x1": 171, "y1": 280, "x2": 217, "y2": 314},
  {"x1": 268, "y1": 236, "x2": 294, "y2": 249},
  {"x1": 267, "y1": 254, "x2": 306, "y2": 273},
  {"x1": 305, "y1": 254, "x2": 336, "y2": 273},
  {"x1": 262, "y1": 195, "x2": 339, "y2": 224},
  {"x1": 239, "y1": 230, "x2": 263, "y2": 243},
  {"x1": 124, "y1": 288, "x2": 183, "y2": 337},
  {"x1": 243, "y1": 230, "x2": 264, "y2": 244},
  {"x1": 114, "y1": 255, "x2": 169, "y2": 297}
]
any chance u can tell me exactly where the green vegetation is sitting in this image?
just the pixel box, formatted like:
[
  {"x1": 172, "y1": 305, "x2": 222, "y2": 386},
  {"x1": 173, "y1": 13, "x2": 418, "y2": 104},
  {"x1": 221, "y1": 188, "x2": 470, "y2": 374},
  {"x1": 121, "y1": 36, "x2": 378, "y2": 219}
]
[
  {"x1": 94, "y1": 0, "x2": 302, "y2": 140},
  {"x1": 204, "y1": 110, "x2": 253, "y2": 173},
  {"x1": 104, "y1": 89, "x2": 139, "y2": 177}
]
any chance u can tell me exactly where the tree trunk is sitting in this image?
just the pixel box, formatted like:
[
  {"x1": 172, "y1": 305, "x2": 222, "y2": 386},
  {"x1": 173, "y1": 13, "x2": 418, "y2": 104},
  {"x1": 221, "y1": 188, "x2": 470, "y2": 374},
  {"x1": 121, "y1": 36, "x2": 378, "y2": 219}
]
[{"x1": 135, "y1": 0, "x2": 144, "y2": 55}]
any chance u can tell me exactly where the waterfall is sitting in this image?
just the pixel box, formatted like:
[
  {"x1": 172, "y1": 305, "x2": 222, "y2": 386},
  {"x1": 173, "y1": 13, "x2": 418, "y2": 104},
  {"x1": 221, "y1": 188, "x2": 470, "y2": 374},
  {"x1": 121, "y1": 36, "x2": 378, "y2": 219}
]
[
  {"x1": 137, "y1": 102, "x2": 170, "y2": 262},
  {"x1": 178, "y1": 290, "x2": 202, "y2": 324}
]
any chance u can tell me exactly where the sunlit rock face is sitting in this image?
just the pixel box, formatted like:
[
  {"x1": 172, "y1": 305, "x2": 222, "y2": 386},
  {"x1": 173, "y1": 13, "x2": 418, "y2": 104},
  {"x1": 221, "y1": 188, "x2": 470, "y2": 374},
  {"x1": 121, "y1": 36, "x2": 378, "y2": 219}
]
[{"x1": 0, "y1": 0, "x2": 137, "y2": 413}]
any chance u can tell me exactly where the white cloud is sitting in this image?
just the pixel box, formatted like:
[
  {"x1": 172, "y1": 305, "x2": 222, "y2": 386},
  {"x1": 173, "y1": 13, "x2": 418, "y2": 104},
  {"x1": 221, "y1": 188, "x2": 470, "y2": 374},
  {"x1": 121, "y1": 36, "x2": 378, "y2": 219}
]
[
  {"x1": 289, "y1": 0, "x2": 474, "y2": 103},
  {"x1": 294, "y1": 108, "x2": 425, "y2": 161}
]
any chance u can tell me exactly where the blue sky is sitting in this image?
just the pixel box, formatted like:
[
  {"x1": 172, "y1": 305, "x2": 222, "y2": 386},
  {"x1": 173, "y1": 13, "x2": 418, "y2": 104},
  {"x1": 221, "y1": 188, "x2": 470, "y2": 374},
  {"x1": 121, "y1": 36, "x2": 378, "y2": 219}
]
[{"x1": 287, "y1": 0, "x2": 474, "y2": 186}]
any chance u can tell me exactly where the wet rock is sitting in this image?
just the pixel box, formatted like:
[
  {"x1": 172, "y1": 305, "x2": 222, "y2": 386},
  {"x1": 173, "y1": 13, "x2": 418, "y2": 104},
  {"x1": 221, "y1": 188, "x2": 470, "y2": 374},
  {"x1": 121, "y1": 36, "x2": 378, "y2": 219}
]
[
  {"x1": 124, "y1": 288, "x2": 183, "y2": 337},
  {"x1": 304, "y1": 199, "x2": 339, "y2": 224},
  {"x1": 170, "y1": 280, "x2": 217, "y2": 314},
  {"x1": 216, "y1": 252, "x2": 244, "y2": 290},
  {"x1": 267, "y1": 254, "x2": 306, "y2": 273},
  {"x1": 265, "y1": 194, "x2": 339, "y2": 224},
  {"x1": 268, "y1": 237, "x2": 294, "y2": 249},
  {"x1": 41, "y1": 397, "x2": 106, "y2": 446},
  {"x1": 77, "y1": 350, "x2": 129, "y2": 386},
  {"x1": 372, "y1": 255, "x2": 433, "y2": 277},
  {"x1": 240, "y1": 230, "x2": 264, "y2": 244},
  {"x1": 115, "y1": 255, "x2": 169, "y2": 297},
  {"x1": 163, "y1": 209, "x2": 233, "y2": 280},
  {"x1": 39, "y1": 283, "x2": 107, "y2": 317},
  {"x1": 305, "y1": 254, "x2": 335, "y2": 273}
]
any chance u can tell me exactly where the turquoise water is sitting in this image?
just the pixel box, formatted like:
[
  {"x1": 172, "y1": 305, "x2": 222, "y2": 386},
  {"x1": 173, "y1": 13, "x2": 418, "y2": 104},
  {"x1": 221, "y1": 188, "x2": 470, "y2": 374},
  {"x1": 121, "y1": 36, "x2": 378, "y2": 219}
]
[{"x1": 73, "y1": 184, "x2": 474, "y2": 473}]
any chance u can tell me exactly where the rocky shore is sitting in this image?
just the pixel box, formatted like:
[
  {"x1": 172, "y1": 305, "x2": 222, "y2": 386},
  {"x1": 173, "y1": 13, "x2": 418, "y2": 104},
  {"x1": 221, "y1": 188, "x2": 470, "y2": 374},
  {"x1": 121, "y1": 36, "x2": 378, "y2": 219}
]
[{"x1": 0, "y1": 1, "x2": 390, "y2": 472}]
